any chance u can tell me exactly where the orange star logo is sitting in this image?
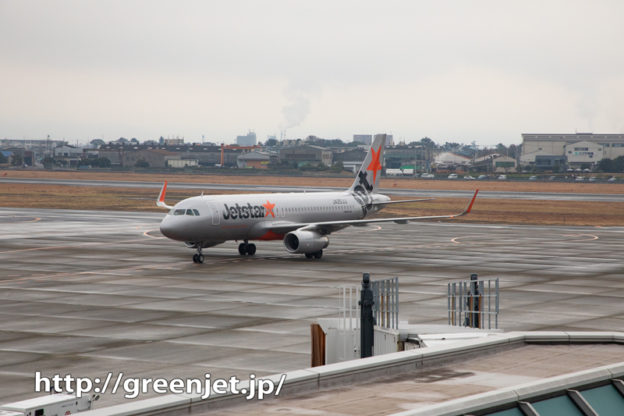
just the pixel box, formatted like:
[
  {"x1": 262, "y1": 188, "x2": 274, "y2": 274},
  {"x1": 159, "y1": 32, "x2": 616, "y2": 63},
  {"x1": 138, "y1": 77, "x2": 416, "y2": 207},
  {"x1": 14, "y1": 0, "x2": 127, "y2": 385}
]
[
  {"x1": 263, "y1": 200, "x2": 276, "y2": 218},
  {"x1": 366, "y1": 145, "x2": 382, "y2": 184}
]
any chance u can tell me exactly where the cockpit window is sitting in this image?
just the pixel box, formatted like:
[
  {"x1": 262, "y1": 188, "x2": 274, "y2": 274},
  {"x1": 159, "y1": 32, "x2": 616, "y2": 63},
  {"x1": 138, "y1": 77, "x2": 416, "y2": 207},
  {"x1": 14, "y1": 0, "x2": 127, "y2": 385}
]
[
  {"x1": 173, "y1": 209, "x2": 185, "y2": 216},
  {"x1": 193, "y1": 209, "x2": 200, "y2": 216},
  {"x1": 186, "y1": 209, "x2": 194, "y2": 216}
]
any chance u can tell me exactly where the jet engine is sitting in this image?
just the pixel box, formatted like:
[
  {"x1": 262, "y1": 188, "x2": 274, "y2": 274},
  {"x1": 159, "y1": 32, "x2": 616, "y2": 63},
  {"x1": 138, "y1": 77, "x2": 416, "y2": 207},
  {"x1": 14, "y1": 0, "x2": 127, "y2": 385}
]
[{"x1": 283, "y1": 230, "x2": 329, "y2": 254}]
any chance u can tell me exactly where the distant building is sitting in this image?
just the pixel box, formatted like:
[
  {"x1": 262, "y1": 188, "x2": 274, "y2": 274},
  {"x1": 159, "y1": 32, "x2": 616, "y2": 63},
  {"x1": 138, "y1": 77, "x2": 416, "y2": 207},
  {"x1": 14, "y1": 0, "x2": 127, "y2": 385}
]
[
  {"x1": 433, "y1": 152, "x2": 471, "y2": 172},
  {"x1": 279, "y1": 145, "x2": 333, "y2": 167},
  {"x1": 183, "y1": 144, "x2": 232, "y2": 166},
  {"x1": 54, "y1": 145, "x2": 83, "y2": 158},
  {"x1": 491, "y1": 155, "x2": 517, "y2": 173},
  {"x1": 0, "y1": 148, "x2": 34, "y2": 167},
  {"x1": 0, "y1": 150, "x2": 13, "y2": 166},
  {"x1": 534, "y1": 155, "x2": 567, "y2": 171},
  {"x1": 332, "y1": 148, "x2": 367, "y2": 163},
  {"x1": 98, "y1": 147, "x2": 179, "y2": 168},
  {"x1": 333, "y1": 148, "x2": 368, "y2": 173},
  {"x1": 97, "y1": 143, "x2": 242, "y2": 167},
  {"x1": 1, "y1": 138, "x2": 66, "y2": 151},
  {"x1": 353, "y1": 134, "x2": 372, "y2": 145},
  {"x1": 237, "y1": 151, "x2": 275, "y2": 169},
  {"x1": 53, "y1": 145, "x2": 84, "y2": 168},
  {"x1": 164, "y1": 138, "x2": 184, "y2": 146},
  {"x1": 474, "y1": 154, "x2": 517, "y2": 173},
  {"x1": 564, "y1": 140, "x2": 604, "y2": 169},
  {"x1": 1, "y1": 138, "x2": 67, "y2": 162},
  {"x1": 520, "y1": 133, "x2": 624, "y2": 167},
  {"x1": 385, "y1": 145, "x2": 426, "y2": 170},
  {"x1": 167, "y1": 159, "x2": 198, "y2": 168},
  {"x1": 236, "y1": 131, "x2": 257, "y2": 146}
]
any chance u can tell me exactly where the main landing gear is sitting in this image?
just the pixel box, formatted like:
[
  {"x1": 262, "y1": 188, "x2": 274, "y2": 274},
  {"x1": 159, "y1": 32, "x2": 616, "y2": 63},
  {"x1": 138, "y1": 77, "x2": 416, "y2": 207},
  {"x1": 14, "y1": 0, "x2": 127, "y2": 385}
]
[
  {"x1": 238, "y1": 241, "x2": 256, "y2": 256},
  {"x1": 192, "y1": 246, "x2": 204, "y2": 264},
  {"x1": 304, "y1": 250, "x2": 323, "y2": 259}
]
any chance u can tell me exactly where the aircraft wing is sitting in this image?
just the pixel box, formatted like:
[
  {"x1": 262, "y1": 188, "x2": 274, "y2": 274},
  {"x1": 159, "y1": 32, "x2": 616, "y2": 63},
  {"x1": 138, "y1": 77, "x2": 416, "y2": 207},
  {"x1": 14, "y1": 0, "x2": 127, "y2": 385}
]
[
  {"x1": 258, "y1": 220, "x2": 310, "y2": 234},
  {"x1": 266, "y1": 190, "x2": 478, "y2": 236},
  {"x1": 371, "y1": 198, "x2": 433, "y2": 206}
]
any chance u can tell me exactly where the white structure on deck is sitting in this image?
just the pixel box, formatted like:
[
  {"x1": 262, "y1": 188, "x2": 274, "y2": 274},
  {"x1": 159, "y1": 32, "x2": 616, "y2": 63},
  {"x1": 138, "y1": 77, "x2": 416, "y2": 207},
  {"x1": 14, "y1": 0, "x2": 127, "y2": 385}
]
[{"x1": 1, "y1": 394, "x2": 95, "y2": 416}]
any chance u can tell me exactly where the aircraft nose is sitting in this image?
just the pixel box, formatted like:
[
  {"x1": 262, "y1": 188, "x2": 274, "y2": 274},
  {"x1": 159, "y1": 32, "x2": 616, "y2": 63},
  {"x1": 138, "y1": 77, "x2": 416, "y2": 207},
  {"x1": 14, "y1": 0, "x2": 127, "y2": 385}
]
[{"x1": 159, "y1": 216, "x2": 177, "y2": 239}]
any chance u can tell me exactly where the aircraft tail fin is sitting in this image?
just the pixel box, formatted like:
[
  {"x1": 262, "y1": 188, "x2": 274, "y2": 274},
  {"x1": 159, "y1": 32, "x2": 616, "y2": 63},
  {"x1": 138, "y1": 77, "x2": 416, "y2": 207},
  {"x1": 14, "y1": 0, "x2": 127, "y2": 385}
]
[
  {"x1": 156, "y1": 181, "x2": 174, "y2": 210},
  {"x1": 348, "y1": 133, "x2": 387, "y2": 195}
]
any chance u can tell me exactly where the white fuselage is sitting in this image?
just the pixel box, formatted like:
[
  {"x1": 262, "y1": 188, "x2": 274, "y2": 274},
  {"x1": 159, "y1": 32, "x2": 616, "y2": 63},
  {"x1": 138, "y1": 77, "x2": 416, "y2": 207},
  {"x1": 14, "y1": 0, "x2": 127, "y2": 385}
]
[{"x1": 159, "y1": 190, "x2": 382, "y2": 245}]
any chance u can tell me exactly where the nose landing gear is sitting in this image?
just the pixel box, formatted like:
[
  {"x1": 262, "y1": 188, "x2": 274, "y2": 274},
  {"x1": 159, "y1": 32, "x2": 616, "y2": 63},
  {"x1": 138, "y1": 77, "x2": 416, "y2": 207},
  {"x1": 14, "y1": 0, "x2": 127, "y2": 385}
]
[{"x1": 192, "y1": 246, "x2": 204, "y2": 264}]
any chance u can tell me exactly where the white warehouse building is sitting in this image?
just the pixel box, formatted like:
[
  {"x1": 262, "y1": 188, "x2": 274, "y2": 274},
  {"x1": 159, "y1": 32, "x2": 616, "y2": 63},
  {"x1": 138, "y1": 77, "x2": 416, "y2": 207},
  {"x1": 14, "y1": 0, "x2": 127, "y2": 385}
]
[
  {"x1": 521, "y1": 133, "x2": 624, "y2": 169},
  {"x1": 564, "y1": 140, "x2": 604, "y2": 169}
]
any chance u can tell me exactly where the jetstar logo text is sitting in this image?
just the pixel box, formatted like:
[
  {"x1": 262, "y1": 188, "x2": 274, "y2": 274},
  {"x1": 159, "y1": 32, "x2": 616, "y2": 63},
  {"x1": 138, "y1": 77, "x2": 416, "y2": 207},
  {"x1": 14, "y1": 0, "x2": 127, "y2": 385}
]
[{"x1": 222, "y1": 201, "x2": 276, "y2": 220}]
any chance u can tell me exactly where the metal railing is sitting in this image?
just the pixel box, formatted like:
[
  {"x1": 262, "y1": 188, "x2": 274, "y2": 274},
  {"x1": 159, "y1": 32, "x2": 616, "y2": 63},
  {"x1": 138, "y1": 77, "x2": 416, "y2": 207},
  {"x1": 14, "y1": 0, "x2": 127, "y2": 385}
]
[
  {"x1": 335, "y1": 276, "x2": 399, "y2": 361},
  {"x1": 372, "y1": 277, "x2": 399, "y2": 330},
  {"x1": 339, "y1": 285, "x2": 360, "y2": 331},
  {"x1": 448, "y1": 277, "x2": 499, "y2": 329},
  {"x1": 336, "y1": 285, "x2": 360, "y2": 362}
]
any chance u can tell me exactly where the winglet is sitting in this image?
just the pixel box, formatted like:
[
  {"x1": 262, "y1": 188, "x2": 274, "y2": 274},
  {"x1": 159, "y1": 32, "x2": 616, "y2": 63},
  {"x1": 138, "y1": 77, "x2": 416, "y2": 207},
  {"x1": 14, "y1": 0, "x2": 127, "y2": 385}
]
[
  {"x1": 156, "y1": 181, "x2": 174, "y2": 210},
  {"x1": 462, "y1": 189, "x2": 479, "y2": 215}
]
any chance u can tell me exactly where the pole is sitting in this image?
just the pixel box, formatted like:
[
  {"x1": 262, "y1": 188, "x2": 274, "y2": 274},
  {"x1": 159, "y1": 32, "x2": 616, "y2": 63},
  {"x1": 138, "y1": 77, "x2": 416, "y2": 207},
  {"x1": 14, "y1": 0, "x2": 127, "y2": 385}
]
[
  {"x1": 470, "y1": 273, "x2": 479, "y2": 328},
  {"x1": 359, "y1": 273, "x2": 375, "y2": 358}
]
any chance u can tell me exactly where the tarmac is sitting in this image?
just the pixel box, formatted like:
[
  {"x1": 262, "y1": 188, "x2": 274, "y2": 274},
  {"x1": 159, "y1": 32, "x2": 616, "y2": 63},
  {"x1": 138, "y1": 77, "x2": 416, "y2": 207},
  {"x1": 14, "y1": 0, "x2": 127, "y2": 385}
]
[{"x1": 1, "y1": 207, "x2": 624, "y2": 408}]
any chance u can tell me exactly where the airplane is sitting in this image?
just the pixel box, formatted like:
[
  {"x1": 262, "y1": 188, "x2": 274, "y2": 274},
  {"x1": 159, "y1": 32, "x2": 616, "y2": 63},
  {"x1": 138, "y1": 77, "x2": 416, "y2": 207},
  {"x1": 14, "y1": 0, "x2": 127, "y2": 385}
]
[{"x1": 157, "y1": 134, "x2": 478, "y2": 263}]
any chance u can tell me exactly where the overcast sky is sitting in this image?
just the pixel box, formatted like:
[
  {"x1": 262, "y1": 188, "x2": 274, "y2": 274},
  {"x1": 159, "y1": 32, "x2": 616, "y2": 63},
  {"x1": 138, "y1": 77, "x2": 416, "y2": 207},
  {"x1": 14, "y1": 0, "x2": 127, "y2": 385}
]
[{"x1": 1, "y1": 0, "x2": 623, "y2": 146}]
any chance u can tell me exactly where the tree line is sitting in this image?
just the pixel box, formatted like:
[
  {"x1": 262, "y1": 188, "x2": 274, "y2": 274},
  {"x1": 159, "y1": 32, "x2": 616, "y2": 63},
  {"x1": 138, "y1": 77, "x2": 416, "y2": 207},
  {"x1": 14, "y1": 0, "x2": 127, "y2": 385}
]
[{"x1": 597, "y1": 156, "x2": 624, "y2": 172}]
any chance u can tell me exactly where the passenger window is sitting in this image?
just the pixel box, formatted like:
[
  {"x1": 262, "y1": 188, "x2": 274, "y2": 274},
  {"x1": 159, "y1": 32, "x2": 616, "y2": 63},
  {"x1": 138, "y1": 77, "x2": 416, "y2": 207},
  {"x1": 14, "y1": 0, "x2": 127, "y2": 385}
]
[
  {"x1": 174, "y1": 209, "x2": 185, "y2": 216},
  {"x1": 186, "y1": 209, "x2": 194, "y2": 216},
  {"x1": 193, "y1": 209, "x2": 200, "y2": 216}
]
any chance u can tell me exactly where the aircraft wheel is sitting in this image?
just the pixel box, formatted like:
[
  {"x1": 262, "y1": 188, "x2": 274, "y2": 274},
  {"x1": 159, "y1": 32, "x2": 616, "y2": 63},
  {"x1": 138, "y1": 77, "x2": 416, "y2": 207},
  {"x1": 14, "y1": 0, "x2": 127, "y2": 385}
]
[
  {"x1": 238, "y1": 243, "x2": 247, "y2": 256},
  {"x1": 313, "y1": 250, "x2": 323, "y2": 259},
  {"x1": 247, "y1": 244, "x2": 256, "y2": 256},
  {"x1": 192, "y1": 254, "x2": 198, "y2": 263},
  {"x1": 305, "y1": 253, "x2": 313, "y2": 259},
  {"x1": 197, "y1": 254, "x2": 204, "y2": 264}
]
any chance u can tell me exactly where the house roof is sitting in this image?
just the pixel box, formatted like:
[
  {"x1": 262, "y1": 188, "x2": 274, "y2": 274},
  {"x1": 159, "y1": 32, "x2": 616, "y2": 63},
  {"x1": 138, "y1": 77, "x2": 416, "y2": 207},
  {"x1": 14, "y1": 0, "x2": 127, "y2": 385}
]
[
  {"x1": 564, "y1": 140, "x2": 603, "y2": 148},
  {"x1": 434, "y1": 152, "x2": 471, "y2": 165}
]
